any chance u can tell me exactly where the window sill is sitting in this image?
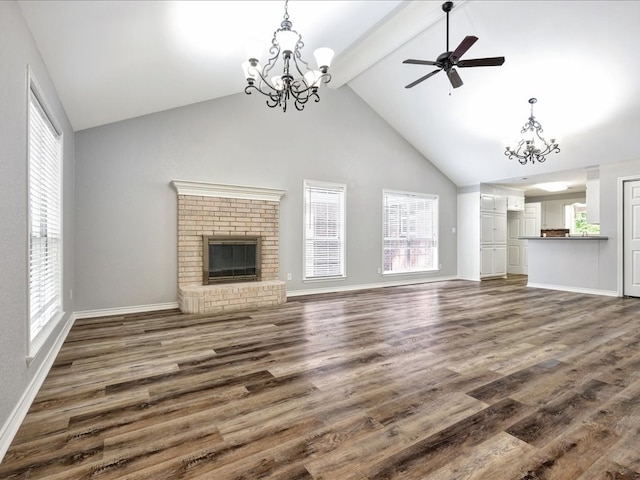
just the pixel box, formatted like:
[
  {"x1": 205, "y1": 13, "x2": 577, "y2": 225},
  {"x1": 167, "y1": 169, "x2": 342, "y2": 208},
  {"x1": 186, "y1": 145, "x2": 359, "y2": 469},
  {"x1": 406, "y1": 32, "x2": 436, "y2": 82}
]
[
  {"x1": 383, "y1": 269, "x2": 440, "y2": 277},
  {"x1": 27, "y1": 311, "x2": 65, "y2": 365},
  {"x1": 303, "y1": 275, "x2": 347, "y2": 284}
]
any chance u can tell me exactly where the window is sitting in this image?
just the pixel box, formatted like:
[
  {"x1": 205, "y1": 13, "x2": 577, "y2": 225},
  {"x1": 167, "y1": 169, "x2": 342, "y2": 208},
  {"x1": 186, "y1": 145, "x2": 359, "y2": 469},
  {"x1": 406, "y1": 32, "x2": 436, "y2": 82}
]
[
  {"x1": 303, "y1": 180, "x2": 346, "y2": 280},
  {"x1": 383, "y1": 190, "x2": 438, "y2": 274},
  {"x1": 28, "y1": 79, "x2": 63, "y2": 349},
  {"x1": 565, "y1": 203, "x2": 600, "y2": 235}
]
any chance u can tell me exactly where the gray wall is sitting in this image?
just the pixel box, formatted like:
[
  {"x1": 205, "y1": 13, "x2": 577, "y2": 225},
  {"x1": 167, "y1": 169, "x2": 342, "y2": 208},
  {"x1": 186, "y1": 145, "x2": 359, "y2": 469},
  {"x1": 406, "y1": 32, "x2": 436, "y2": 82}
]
[
  {"x1": 600, "y1": 158, "x2": 640, "y2": 292},
  {"x1": 0, "y1": 1, "x2": 75, "y2": 442},
  {"x1": 75, "y1": 86, "x2": 458, "y2": 311}
]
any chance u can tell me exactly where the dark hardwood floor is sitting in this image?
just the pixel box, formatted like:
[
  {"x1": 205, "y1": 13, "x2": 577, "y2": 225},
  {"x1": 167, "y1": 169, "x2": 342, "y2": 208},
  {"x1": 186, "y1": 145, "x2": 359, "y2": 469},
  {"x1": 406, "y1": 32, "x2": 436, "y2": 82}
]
[{"x1": 2, "y1": 276, "x2": 640, "y2": 479}]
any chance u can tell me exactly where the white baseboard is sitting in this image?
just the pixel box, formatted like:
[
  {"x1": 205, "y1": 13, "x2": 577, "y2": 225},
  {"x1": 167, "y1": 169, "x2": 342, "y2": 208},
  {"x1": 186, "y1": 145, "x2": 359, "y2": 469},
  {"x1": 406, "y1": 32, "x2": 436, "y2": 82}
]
[
  {"x1": 527, "y1": 282, "x2": 619, "y2": 297},
  {"x1": 0, "y1": 313, "x2": 77, "y2": 463},
  {"x1": 457, "y1": 275, "x2": 481, "y2": 282},
  {"x1": 74, "y1": 302, "x2": 179, "y2": 319},
  {"x1": 287, "y1": 276, "x2": 459, "y2": 297}
]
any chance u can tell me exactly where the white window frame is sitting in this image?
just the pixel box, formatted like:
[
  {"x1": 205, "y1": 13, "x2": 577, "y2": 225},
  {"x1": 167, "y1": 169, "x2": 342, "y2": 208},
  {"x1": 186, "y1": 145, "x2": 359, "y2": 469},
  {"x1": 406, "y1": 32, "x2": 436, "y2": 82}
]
[
  {"x1": 564, "y1": 202, "x2": 600, "y2": 235},
  {"x1": 27, "y1": 68, "x2": 64, "y2": 360},
  {"x1": 383, "y1": 189, "x2": 439, "y2": 275},
  {"x1": 303, "y1": 180, "x2": 346, "y2": 281}
]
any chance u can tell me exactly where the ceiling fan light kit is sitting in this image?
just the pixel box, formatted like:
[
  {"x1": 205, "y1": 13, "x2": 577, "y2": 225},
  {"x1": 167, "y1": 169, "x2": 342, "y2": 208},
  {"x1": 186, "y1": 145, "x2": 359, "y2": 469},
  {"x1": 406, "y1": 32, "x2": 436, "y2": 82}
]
[
  {"x1": 403, "y1": 1, "x2": 505, "y2": 90},
  {"x1": 242, "y1": 0, "x2": 334, "y2": 112},
  {"x1": 505, "y1": 98, "x2": 560, "y2": 165}
]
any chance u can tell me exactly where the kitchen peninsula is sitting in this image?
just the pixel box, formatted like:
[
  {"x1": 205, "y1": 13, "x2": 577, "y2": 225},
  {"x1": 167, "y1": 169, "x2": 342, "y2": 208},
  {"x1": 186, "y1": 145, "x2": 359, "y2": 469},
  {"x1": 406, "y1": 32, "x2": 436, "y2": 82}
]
[{"x1": 521, "y1": 235, "x2": 612, "y2": 296}]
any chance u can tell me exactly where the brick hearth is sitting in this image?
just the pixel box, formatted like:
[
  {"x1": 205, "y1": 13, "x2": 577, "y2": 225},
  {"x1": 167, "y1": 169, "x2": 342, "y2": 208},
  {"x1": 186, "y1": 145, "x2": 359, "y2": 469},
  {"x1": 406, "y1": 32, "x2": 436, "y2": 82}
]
[{"x1": 171, "y1": 180, "x2": 287, "y2": 314}]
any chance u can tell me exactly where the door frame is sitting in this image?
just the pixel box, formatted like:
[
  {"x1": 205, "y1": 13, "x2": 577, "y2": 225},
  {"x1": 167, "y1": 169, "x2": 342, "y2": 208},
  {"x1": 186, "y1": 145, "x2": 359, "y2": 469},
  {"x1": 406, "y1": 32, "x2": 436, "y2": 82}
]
[
  {"x1": 618, "y1": 175, "x2": 640, "y2": 296},
  {"x1": 507, "y1": 210, "x2": 525, "y2": 275}
]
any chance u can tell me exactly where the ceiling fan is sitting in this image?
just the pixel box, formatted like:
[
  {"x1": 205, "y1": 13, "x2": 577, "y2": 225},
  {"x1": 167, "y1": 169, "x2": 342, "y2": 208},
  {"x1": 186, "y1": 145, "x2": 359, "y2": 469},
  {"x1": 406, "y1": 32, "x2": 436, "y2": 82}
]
[{"x1": 403, "y1": 1, "x2": 505, "y2": 89}]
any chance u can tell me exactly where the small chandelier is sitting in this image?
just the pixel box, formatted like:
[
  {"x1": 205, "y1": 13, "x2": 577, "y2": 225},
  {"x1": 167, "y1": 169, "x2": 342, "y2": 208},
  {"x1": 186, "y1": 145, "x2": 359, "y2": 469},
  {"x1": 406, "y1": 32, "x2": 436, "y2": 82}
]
[
  {"x1": 241, "y1": 0, "x2": 334, "y2": 112},
  {"x1": 505, "y1": 98, "x2": 560, "y2": 165}
]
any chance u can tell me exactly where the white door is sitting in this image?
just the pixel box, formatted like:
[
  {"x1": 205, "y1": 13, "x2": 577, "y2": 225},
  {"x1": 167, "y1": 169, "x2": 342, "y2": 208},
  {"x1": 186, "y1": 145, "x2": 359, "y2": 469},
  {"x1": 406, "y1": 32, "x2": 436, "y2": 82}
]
[
  {"x1": 507, "y1": 211, "x2": 525, "y2": 274},
  {"x1": 624, "y1": 180, "x2": 640, "y2": 297},
  {"x1": 506, "y1": 203, "x2": 540, "y2": 275}
]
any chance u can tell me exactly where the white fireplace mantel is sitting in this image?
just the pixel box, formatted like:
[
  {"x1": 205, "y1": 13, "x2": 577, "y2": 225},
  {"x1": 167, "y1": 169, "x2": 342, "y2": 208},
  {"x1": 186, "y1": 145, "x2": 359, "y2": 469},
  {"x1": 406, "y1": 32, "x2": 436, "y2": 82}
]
[{"x1": 171, "y1": 180, "x2": 286, "y2": 202}]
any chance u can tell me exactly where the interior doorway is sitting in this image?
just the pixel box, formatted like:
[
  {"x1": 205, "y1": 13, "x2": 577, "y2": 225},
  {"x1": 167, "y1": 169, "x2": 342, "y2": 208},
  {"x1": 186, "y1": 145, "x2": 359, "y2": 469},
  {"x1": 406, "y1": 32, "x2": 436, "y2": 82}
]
[{"x1": 507, "y1": 202, "x2": 541, "y2": 275}]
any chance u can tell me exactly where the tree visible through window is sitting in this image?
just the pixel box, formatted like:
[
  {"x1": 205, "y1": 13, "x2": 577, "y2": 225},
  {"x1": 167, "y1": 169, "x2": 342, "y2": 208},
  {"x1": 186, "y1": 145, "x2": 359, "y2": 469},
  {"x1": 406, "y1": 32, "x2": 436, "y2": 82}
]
[
  {"x1": 565, "y1": 203, "x2": 600, "y2": 235},
  {"x1": 303, "y1": 181, "x2": 346, "y2": 280},
  {"x1": 383, "y1": 191, "x2": 438, "y2": 274}
]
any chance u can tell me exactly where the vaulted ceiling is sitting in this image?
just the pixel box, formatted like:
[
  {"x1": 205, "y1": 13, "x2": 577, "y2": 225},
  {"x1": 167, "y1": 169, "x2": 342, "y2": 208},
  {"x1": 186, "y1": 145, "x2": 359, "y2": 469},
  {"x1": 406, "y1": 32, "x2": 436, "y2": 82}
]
[{"x1": 18, "y1": 1, "x2": 640, "y2": 193}]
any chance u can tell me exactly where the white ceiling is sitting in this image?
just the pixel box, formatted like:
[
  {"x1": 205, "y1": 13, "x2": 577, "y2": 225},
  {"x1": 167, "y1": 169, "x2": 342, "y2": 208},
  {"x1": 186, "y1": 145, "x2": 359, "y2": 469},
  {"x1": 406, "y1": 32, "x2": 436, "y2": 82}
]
[{"x1": 18, "y1": 1, "x2": 640, "y2": 193}]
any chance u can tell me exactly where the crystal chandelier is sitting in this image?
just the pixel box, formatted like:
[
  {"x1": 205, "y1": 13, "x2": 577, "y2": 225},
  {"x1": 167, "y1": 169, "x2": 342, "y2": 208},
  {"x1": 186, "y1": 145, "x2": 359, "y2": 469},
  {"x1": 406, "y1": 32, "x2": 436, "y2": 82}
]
[
  {"x1": 241, "y1": 0, "x2": 334, "y2": 112},
  {"x1": 505, "y1": 98, "x2": 560, "y2": 165}
]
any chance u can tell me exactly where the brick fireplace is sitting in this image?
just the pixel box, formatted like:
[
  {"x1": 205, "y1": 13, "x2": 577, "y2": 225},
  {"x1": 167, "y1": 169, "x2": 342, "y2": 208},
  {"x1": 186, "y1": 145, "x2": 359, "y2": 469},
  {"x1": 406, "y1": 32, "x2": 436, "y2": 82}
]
[{"x1": 171, "y1": 180, "x2": 287, "y2": 314}]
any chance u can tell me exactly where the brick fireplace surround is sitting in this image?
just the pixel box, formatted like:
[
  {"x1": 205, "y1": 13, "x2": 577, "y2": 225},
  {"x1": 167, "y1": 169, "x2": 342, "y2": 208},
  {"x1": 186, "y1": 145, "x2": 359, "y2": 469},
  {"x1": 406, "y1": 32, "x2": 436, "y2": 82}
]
[{"x1": 171, "y1": 180, "x2": 287, "y2": 314}]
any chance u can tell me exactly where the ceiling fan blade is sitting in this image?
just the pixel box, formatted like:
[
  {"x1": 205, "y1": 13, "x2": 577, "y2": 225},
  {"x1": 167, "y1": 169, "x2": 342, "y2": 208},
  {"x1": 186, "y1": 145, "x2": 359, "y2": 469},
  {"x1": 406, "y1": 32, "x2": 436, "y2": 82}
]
[
  {"x1": 458, "y1": 56, "x2": 506, "y2": 68},
  {"x1": 446, "y1": 68, "x2": 463, "y2": 89},
  {"x1": 405, "y1": 69, "x2": 442, "y2": 89},
  {"x1": 403, "y1": 59, "x2": 439, "y2": 66},
  {"x1": 451, "y1": 35, "x2": 478, "y2": 60}
]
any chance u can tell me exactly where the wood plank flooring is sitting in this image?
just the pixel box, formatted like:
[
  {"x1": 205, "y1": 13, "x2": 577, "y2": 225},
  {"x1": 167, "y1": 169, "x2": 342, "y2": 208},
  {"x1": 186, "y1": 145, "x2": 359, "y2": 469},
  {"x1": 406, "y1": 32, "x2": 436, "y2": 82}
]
[{"x1": 2, "y1": 276, "x2": 640, "y2": 479}]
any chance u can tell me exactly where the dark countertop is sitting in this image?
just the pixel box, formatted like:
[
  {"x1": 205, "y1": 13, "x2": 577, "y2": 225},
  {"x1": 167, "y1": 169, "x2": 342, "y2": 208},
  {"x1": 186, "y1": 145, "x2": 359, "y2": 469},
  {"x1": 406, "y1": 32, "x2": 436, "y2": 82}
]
[{"x1": 519, "y1": 236, "x2": 608, "y2": 240}]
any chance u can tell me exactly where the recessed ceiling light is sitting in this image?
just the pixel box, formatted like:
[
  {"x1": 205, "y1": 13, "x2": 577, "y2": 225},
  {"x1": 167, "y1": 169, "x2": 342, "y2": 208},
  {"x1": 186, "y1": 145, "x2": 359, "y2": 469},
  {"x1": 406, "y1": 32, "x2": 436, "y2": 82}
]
[{"x1": 535, "y1": 182, "x2": 568, "y2": 192}]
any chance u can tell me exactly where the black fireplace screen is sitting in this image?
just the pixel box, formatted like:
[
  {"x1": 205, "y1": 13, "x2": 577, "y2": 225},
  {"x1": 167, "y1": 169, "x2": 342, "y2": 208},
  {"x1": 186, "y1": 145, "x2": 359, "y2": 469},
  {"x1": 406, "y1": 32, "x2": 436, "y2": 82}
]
[{"x1": 202, "y1": 236, "x2": 260, "y2": 284}]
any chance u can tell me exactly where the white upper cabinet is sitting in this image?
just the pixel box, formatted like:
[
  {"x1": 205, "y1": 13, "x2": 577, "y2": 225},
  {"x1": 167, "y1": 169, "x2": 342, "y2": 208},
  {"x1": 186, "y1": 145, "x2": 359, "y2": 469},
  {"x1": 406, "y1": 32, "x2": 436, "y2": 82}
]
[
  {"x1": 507, "y1": 195, "x2": 524, "y2": 211},
  {"x1": 541, "y1": 201, "x2": 565, "y2": 229},
  {"x1": 481, "y1": 193, "x2": 507, "y2": 212},
  {"x1": 481, "y1": 193, "x2": 495, "y2": 211},
  {"x1": 586, "y1": 179, "x2": 600, "y2": 224}
]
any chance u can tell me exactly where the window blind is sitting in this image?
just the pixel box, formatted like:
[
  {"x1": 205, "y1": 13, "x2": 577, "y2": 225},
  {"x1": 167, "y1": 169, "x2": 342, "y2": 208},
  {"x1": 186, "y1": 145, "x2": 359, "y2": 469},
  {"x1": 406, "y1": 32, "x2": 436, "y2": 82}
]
[
  {"x1": 383, "y1": 191, "x2": 438, "y2": 274},
  {"x1": 28, "y1": 87, "x2": 62, "y2": 341},
  {"x1": 304, "y1": 181, "x2": 346, "y2": 279}
]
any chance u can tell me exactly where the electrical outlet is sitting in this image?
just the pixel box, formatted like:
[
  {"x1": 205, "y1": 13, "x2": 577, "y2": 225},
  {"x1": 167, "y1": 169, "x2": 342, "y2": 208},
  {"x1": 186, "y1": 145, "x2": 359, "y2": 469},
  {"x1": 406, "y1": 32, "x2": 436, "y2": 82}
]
[
  {"x1": 452, "y1": 227, "x2": 456, "y2": 234},
  {"x1": 287, "y1": 273, "x2": 292, "y2": 281},
  {"x1": 377, "y1": 267, "x2": 381, "y2": 274}
]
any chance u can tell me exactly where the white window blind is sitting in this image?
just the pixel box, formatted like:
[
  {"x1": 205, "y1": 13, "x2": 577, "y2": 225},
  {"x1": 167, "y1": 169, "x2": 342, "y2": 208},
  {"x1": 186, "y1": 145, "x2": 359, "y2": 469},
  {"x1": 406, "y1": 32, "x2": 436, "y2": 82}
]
[
  {"x1": 383, "y1": 190, "x2": 438, "y2": 274},
  {"x1": 28, "y1": 86, "x2": 63, "y2": 342},
  {"x1": 304, "y1": 181, "x2": 346, "y2": 280}
]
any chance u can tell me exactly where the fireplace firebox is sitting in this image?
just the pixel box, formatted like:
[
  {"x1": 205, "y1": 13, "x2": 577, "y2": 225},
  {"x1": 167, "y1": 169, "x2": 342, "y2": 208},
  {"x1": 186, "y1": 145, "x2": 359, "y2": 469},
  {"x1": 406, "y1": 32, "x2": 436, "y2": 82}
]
[{"x1": 202, "y1": 236, "x2": 261, "y2": 285}]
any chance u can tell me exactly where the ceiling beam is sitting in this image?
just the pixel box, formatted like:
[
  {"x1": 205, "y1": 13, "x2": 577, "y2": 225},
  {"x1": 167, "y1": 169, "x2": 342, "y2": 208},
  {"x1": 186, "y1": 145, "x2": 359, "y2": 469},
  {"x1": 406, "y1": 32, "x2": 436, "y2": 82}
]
[{"x1": 329, "y1": 0, "x2": 467, "y2": 89}]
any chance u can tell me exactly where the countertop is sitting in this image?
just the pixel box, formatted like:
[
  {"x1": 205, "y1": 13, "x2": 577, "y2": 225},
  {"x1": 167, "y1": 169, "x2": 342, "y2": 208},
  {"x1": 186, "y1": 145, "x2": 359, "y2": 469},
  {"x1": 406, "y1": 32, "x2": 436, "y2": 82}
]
[{"x1": 519, "y1": 236, "x2": 608, "y2": 240}]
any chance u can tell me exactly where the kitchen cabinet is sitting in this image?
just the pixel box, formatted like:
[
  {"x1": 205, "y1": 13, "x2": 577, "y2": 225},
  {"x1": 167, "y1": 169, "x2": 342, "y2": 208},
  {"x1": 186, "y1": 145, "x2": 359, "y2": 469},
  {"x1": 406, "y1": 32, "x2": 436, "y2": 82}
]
[
  {"x1": 586, "y1": 179, "x2": 600, "y2": 224},
  {"x1": 480, "y1": 193, "x2": 507, "y2": 278},
  {"x1": 541, "y1": 200, "x2": 565, "y2": 229},
  {"x1": 481, "y1": 193, "x2": 507, "y2": 213},
  {"x1": 507, "y1": 196, "x2": 524, "y2": 211},
  {"x1": 481, "y1": 245, "x2": 507, "y2": 277},
  {"x1": 481, "y1": 211, "x2": 507, "y2": 245},
  {"x1": 457, "y1": 186, "x2": 523, "y2": 281}
]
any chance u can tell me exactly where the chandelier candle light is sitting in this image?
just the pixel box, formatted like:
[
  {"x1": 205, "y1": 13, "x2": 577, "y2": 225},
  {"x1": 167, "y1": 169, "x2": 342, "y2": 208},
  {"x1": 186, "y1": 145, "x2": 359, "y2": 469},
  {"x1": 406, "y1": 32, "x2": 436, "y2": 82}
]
[
  {"x1": 242, "y1": 0, "x2": 334, "y2": 112},
  {"x1": 505, "y1": 98, "x2": 560, "y2": 165}
]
